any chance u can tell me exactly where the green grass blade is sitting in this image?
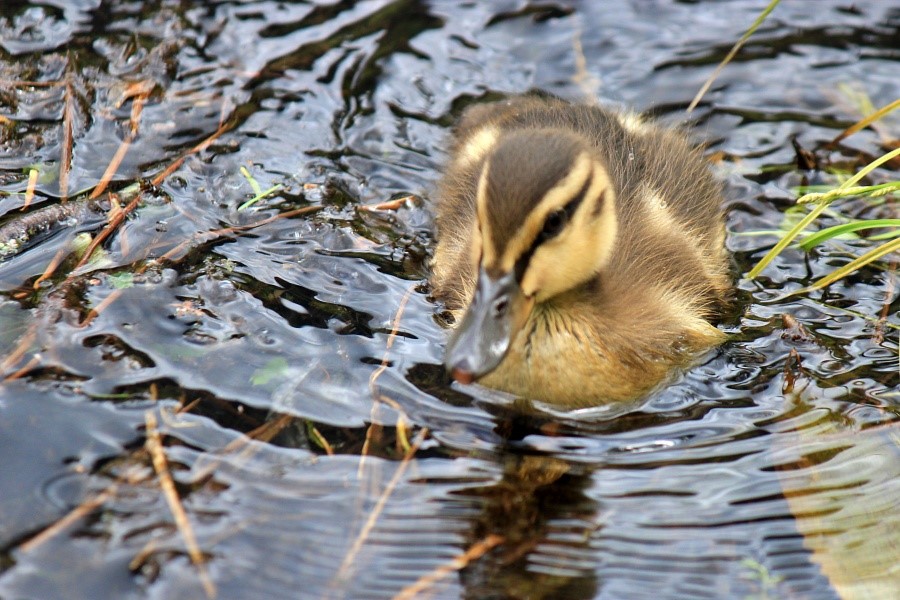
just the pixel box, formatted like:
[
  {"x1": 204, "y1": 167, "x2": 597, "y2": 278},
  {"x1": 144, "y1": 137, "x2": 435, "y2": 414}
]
[
  {"x1": 793, "y1": 237, "x2": 900, "y2": 295},
  {"x1": 834, "y1": 147, "x2": 900, "y2": 192},
  {"x1": 240, "y1": 166, "x2": 263, "y2": 196},
  {"x1": 796, "y1": 181, "x2": 900, "y2": 205},
  {"x1": 868, "y1": 229, "x2": 900, "y2": 242},
  {"x1": 749, "y1": 148, "x2": 900, "y2": 279},
  {"x1": 747, "y1": 202, "x2": 828, "y2": 279},
  {"x1": 798, "y1": 219, "x2": 900, "y2": 250},
  {"x1": 238, "y1": 184, "x2": 283, "y2": 211}
]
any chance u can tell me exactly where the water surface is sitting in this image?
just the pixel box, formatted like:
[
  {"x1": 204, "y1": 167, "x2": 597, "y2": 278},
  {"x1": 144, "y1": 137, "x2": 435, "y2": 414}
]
[{"x1": 0, "y1": 1, "x2": 897, "y2": 599}]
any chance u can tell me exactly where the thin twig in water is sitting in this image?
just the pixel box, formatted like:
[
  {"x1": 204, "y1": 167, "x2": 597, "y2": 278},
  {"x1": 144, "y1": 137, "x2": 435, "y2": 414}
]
[
  {"x1": 4, "y1": 355, "x2": 41, "y2": 382},
  {"x1": 19, "y1": 487, "x2": 118, "y2": 553},
  {"x1": 151, "y1": 121, "x2": 233, "y2": 186},
  {"x1": 334, "y1": 427, "x2": 429, "y2": 589},
  {"x1": 230, "y1": 414, "x2": 295, "y2": 450},
  {"x1": 187, "y1": 413, "x2": 297, "y2": 488},
  {"x1": 392, "y1": 534, "x2": 505, "y2": 600},
  {"x1": 356, "y1": 195, "x2": 418, "y2": 212},
  {"x1": 828, "y1": 98, "x2": 900, "y2": 148},
  {"x1": 1, "y1": 327, "x2": 37, "y2": 377},
  {"x1": 71, "y1": 191, "x2": 142, "y2": 272},
  {"x1": 81, "y1": 289, "x2": 124, "y2": 327},
  {"x1": 22, "y1": 168, "x2": 38, "y2": 211},
  {"x1": 32, "y1": 245, "x2": 71, "y2": 289},
  {"x1": 17, "y1": 462, "x2": 148, "y2": 553},
  {"x1": 687, "y1": 0, "x2": 781, "y2": 113},
  {"x1": 360, "y1": 284, "x2": 416, "y2": 473},
  {"x1": 59, "y1": 69, "x2": 76, "y2": 202},
  {"x1": 309, "y1": 424, "x2": 335, "y2": 455},
  {"x1": 156, "y1": 205, "x2": 324, "y2": 263},
  {"x1": 90, "y1": 92, "x2": 149, "y2": 200},
  {"x1": 145, "y1": 411, "x2": 216, "y2": 599},
  {"x1": 74, "y1": 205, "x2": 324, "y2": 329}
]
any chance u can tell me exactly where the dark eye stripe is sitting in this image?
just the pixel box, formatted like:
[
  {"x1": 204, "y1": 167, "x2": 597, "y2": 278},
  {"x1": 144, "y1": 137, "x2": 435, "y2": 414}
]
[
  {"x1": 514, "y1": 173, "x2": 593, "y2": 282},
  {"x1": 592, "y1": 189, "x2": 607, "y2": 218}
]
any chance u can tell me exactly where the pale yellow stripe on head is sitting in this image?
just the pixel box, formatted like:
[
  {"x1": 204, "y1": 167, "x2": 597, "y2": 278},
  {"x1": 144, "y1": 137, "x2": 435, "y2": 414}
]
[
  {"x1": 475, "y1": 160, "x2": 497, "y2": 268},
  {"x1": 520, "y1": 161, "x2": 617, "y2": 300},
  {"x1": 499, "y1": 152, "x2": 594, "y2": 272},
  {"x1": 455, "y1": 127, "x2": 500, "y2": 168}
]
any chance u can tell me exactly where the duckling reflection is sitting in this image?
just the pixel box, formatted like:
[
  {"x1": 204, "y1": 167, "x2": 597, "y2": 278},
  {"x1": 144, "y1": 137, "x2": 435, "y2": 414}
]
[
  {"x1": 432, "y1": 95, "x2": 730, "y2": 407},
  {"x1": 458, "y1": 451, "x2": 599, "y2": 599}
]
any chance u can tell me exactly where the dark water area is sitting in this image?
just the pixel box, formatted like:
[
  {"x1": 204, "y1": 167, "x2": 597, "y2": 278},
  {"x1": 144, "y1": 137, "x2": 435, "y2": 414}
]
[{"x1": 0, "y1": 1, "x2": 897, "y2": 598}]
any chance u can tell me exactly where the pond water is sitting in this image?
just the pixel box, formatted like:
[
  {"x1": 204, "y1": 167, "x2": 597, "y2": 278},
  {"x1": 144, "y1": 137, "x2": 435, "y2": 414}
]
[{"x1": 0, "y1": 1, "x2": 897, "y2": 599}]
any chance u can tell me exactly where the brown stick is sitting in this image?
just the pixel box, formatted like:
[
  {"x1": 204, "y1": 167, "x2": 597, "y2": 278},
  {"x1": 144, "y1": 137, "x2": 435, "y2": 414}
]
[
  {"x1": 71, "y1": 191, "x2": 142, "y2": 272},
  {"x1": 392, "y1": 534, "x2": 504, "y2": 600},
  {"x1": 828, "y1": 98, "x2": 900, "y2": 148},
  {"x1": 90, "y1": 93, "x2": 148, "y2": 200},
  {"x1": 59, "y1": 74, "x2": 76, "y2": 202},
  {"x1": 360, "y1": 285, "x2": 416, "y2": 469},
  {"x1": 145, "y1": 411, "x2": 216, "y2": 599},
  {"x1": 22, "y1": 168, "x2": 38, "y2": 211},
  {"x1": 80, "y1": 289, "x2": 123, "y2": 327},
  {"x1": 333, "y1": 428, "x2": 429, "y2": 587},
  {"x1": 156, "y1": 206, "x2": 323, "y2": 263},
  {"x1": 19, "y1": 487, "x2": 117, "y2": 553},
  {"x1": 32, "y1": 244, "x2": 71, "y2": 289},
  {"x1": 151, "y1": 122, "x2": 232, "y2": 187},
  {"x1": 356, "y1": 195, "x2": 418, "y2": 212},
  {"x1": 0, "y1": 327, "x2": 37, "y2": 377}
]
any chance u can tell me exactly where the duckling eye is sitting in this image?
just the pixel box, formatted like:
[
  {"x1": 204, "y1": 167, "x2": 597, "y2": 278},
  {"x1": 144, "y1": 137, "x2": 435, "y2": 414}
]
[{"x1": 540, "y1": 209, "x2": 567, "y2": 240}]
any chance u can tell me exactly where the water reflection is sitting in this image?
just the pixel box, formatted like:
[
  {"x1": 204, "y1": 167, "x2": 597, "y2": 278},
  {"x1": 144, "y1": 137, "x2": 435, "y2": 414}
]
[{"x1": 458, "y1": 453, "x2": 599, "y2": 599}]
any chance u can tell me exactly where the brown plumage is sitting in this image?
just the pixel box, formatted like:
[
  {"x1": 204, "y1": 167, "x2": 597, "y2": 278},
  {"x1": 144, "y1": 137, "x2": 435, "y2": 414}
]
[{"x1": 431, "y1": 94, "x2": 730, "y2": 407}]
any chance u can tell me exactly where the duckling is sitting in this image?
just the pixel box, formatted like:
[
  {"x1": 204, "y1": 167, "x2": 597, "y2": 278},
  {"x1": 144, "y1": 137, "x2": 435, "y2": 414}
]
[{"x1": 431, "y1": 94, "x2": 730, "y2": 407}]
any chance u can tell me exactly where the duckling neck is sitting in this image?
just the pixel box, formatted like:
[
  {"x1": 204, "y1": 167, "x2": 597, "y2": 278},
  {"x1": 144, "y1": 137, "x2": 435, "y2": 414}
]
[
  {"x1": 481, "y1": 277, "x2": 719, "y2": 407},
  {"x1": 481, "y1": 294, "x2": 670, "y2": 406}
]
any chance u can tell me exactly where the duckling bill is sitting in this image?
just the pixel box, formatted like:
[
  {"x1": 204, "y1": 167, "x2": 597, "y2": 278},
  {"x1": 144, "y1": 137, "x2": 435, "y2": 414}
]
[{"x1": 431, "y1": 95, "x2": 730, "y2": 406}]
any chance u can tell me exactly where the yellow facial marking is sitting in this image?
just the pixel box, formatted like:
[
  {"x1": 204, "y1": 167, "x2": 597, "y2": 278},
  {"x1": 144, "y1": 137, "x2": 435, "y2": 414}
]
[
  {"x1": 474, "y1": 149, "x2": 619, "y2": 303},
  {"x1": 475, "y1": 161, "x2": 498, "y2": 268},
  {"x1": 497, "y1": 152, "x2": 595, "y2": 273},
  {"x1": 456, "y1": 127, "x2": 500, "y2": 167},
  {"x1": 520, "y1": 163, "x2": 617, "y2": 301}
]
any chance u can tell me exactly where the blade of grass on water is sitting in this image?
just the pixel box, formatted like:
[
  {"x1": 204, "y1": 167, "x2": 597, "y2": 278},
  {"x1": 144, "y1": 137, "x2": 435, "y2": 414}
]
[
  {"x1": 749, "y1": 147, "x2": 900, "y2": 278},
  {"x1": 798, "y1": 219, "x2": 900, "y2": 250},
  {"x1": 687, "y1": 0, "x2": 781, "y2": 112},
  {"x1": 792, "y1": 237, "x2": 900, "y2": 295},
  {"x1": 237, "y1": 184, "x2": 283, "y2": 211},
  {"x1": 796, "y1": 182, "x2": 900, "y2": 205},
  {"x1": 830, "y1": 98, "x2": 900, "y2": 146},
  {"x1": 747, "y1": 202, "x2": 828, "y2": 279},
  {"x1": 827, "y1": 147, "x2": 900, "y2": 194}
]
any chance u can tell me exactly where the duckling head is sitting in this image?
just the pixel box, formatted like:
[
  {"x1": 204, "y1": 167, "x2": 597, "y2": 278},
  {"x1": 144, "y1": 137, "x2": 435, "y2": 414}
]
[{"x1": 446, "y1": 128, "x2": 618, "y2": 384}]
